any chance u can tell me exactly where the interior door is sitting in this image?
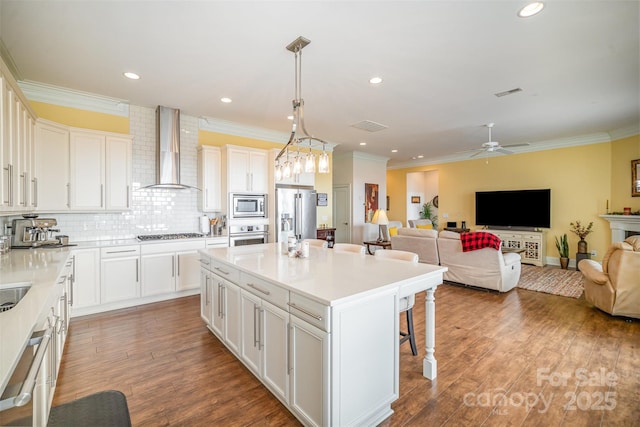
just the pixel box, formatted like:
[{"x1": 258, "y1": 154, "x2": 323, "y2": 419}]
[{"x1": 333, "y1": 184, "x2": 351, "y2": 243}]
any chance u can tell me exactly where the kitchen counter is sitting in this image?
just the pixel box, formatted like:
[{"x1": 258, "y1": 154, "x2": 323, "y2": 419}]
[
  {"x1": 0, "y1": 246, "x2": 73, "y2": 393},
  {"x1": 200, "y1": 243, "x2": 446, "y2": 306}
]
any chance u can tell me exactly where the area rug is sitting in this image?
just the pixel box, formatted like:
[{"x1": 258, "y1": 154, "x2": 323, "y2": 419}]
[{"x1": 517, "y1": 264, "x2": 584, "y2": 298}]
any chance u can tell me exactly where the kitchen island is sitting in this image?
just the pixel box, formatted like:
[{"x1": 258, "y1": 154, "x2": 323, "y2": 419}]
[{"x1": 199, "y1": 243, "x2": 446, "y2": 427}]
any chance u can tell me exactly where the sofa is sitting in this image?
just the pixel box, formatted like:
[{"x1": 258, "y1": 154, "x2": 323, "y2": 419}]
[
  {"x1": 390, "y1": 228, "x2": 440, "y2": 265},
  {"x1": 579, "y1": 235, "x2": 640, "y2": 319},
  {"x1": 408, "y1": 219, "x2": 433, "y2": 229},
  {"x1": 436, "y1": 230, "x2": 521, "y2": 292}
]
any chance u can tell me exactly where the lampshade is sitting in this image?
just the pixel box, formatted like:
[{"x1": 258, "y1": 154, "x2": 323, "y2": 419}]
[{"x1": 371, "y1": 209, "x2": 389, "y2": 225}]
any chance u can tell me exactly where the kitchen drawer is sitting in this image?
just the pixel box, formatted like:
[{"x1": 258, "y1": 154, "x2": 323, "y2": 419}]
[
  {"x1": 239, "y1": 272, "x2": 289, "y2": 310},
  {"x1": 209, "y1": 259, "x2": 240, "y2": 283},
  {"x1": 289, "y1": 292, "x2": 330, "y2": 333},
  {"x1": 100, "y1": 245, "x2": 140, "y2": 258},
  {"x1": 141, "y1": 240, "x2": 205, "y2": 255},
  {"x1": 206, "y1": 237, "x2": 228, "y2": 248}
]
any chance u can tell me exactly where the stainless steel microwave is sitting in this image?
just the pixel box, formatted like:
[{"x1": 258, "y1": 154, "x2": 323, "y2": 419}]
[{"x1": 230, "y1": 193, "x2": 267, "y2": 219}]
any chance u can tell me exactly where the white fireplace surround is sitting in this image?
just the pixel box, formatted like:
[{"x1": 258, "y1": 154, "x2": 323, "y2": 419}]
[{"x1": 600, "y1": 215, "x2": 640, "y2": 243}]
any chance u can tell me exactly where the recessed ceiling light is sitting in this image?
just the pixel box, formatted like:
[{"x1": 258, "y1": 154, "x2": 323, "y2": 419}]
[
  {"x1": 359, "y1": 142, "x2": 367, "y2": 146},
  {"x1": 391, "y1": 149, "x2": 398, "y2": 153},
  {"x1": 518, "y1": 2, "x2": 544, "y2": 18},
  {"x1": 287, "y1": 115, "x2": 294, "y2": 120},
  {"x1": 123, "y1": 72, "x2": 140, "y2": 80},
  {"x1": 417, "y1": 155, "x2": 424, "y2": 158},
  {"x1": 221, "y1": 97, "x2": 232, "y2": 103},
  {"x1": 369, "y1": 77, "x2": 383, "y2": 84}
]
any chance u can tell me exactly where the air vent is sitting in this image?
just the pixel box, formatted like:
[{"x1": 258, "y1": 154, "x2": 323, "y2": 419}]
[
  {"x1": 494, "y1": 88, "x2": 523, "y2": 97},
  {"x1": 350, "y1": 120, "x2": 388, "y2": 132}
]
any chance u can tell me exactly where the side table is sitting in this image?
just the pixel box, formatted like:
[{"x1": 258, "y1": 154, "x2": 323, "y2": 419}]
[
  {"x1": 363, "y1": 240, "x2": 391, "y2": 255},
  {"x1": 576, "y1": 252, "x2": 590, "y2": 271}
]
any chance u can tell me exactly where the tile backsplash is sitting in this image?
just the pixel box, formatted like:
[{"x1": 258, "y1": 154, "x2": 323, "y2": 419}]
[{"x1": 2, "y1": 105, "x2": 212, "y2": 242}]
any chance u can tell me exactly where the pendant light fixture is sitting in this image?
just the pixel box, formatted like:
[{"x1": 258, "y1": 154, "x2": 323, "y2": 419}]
[{"x1": 275, "y1": 36, "x2": 329, "y2": 181}]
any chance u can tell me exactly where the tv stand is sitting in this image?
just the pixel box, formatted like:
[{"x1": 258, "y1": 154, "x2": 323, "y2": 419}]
[{"x1": 488, "y1": 229, "x2": 546, "y2": 266}]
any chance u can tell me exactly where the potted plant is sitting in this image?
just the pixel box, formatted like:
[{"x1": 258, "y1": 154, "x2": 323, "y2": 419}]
[
  {"x1": 570, "y1": 220, "x2": 593, "y2": 254},
  {"x1": 555, "y1": 233, "x2": 570, "y2": 269},
  {"x1": 419, "y1": 201, "x2": 438, "y2": 228}
]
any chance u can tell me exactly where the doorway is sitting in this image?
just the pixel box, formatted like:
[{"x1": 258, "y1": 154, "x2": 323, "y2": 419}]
[{"x1": 332, "y1": 184, "x2": 351, "y2": 243}]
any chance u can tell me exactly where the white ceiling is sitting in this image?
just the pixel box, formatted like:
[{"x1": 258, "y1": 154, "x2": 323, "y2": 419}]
[{"x1": 1, "y1": 1, "x2": 638, "y2": 168}]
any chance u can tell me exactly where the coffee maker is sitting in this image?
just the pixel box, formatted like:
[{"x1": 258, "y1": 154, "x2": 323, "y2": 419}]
[{"x1": 10, "y1": 215, "x2": 60, "y2": 248}]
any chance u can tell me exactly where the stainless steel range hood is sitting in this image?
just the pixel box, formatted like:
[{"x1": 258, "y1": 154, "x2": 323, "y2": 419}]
[{"x1": 144, "y1": 106, "x2": 196, "y2": 190}]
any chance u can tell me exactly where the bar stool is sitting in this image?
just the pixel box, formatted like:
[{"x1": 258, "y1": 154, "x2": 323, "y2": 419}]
[
  {"x1": 333, "y1": 243, "x2": 366, "y2": 254},
  {"x1": 374, "y1": 249, "x2": 419, "y2": 356}
]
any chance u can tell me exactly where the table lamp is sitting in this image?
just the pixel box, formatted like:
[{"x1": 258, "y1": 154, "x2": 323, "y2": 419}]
[{"x1": 371, "y1": 209, "x2": 389, "y2": 242}]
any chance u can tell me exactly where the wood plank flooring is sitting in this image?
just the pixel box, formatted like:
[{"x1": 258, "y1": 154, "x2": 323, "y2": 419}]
[{"x1": 53, "y1": 284, "x2": 640, "y2": 426}]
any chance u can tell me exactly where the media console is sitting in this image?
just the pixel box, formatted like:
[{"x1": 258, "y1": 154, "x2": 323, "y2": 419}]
[{"x1": 489, "y1": 229, "x2": 547, "y2": 266}]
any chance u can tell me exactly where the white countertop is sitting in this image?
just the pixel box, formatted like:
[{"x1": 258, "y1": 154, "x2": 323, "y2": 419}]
[{"x1": 200, "y1": 243, "x2": 447, "y2": 306}]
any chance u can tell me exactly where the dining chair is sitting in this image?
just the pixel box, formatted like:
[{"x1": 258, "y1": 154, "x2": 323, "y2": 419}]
[
  {"x1": 303, "y1": 239, "x2": 328, "y2": 248},
  {"x1": 374, "y1": 249, "x2": 419, "y2": 356},
  {"x1": 333, "y1": 243, "x2": 366, "y2": 254}
]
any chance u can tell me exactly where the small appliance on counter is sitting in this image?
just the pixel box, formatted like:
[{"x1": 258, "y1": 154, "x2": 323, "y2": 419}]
[{"x1": 10, "y1": 214, "x2": 60, "y2": 248}]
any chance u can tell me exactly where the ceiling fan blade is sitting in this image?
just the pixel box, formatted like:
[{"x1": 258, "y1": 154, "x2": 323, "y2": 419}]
[
  {"x1": 501, "y1": 142, "x2": 530, "y2": 148},
  {"x1": 469, "y1": 150, "x2": 485, "y2": 158},
  {"x1": 496, "y1": 148, "x2": 514, "y2": 155}
]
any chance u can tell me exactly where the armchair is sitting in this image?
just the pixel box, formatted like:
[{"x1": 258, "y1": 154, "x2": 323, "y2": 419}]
[{"x1": 579, "y1": 236, "x2": 640, "y2": 319}]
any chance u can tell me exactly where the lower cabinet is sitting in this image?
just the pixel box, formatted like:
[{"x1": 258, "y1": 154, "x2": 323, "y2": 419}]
[
  {"x1": 490, "y1": 229, "x2": 547, "y2": 266},
  {"x1": 211, "y1": 273, "x2": 241, "y2": 355},
  {"x1": 71, "y1": 248, "x2": 100, "y2": 310},
  {"x1": 100, "y1": 246, "x2": 140, "y2": 304},
  {"x1": 200, "y1": 269, "x2": 214, "y2": 326},
  {"x1": 141, "y1": 241, "x2": 205, "y2": 297}
]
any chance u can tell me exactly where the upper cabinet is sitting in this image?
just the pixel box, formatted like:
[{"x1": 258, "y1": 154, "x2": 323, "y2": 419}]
[
  {"x1": 224, "y1": 145, "x2": 268, "y2": 193},
  {"x1": 35, "y1": 120, "x2": 70, "y2": 211},
  {"x1": 1, "y1": 68, "x2": 37, "y2": 213},
  {"x1": 198, "y1": 146, "x2": 222, "y2": 212},
  {"x1": 69, "y1": 129, "x2": 132, "y2": 211}
]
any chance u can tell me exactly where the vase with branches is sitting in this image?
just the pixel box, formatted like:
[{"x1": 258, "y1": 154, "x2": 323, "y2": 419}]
[{"x1": 570, "y1": 220, "x2": 594, "y2": 253}]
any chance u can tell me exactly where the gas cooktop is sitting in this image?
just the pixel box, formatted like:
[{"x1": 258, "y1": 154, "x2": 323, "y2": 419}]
[{"x1": 136, "y1": 233, "x2": 204, "y2": 241}]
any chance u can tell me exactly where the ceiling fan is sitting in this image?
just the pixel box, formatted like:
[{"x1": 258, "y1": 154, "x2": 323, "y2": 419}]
[{"x1": 470, "y1": 123, "x2": 529, "y2": 158}]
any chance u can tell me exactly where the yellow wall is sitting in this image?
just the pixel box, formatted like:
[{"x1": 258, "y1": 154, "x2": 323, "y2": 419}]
[
  {"x1": 387, "y1": 139, "x2": 640, "y2": 262},
  {"x1": 30, "y1": 101, "x2": 129, "y2": 133}
]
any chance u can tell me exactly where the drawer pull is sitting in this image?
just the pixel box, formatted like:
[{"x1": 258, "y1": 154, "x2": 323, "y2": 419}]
[
  {"x1": 214, "y1": 266, "x2": 230, "y2": 275},
  {"x1": 247, "y1": 283, "x2": 270, "y2": 296},
  {"x1": 288, "y1": 303, "x2": 322, "y2": 321},
  {"x1": 200, "y1": 259, "x2": 210, "y2": 265},
  {"x1": 106, "y1": 249, "x2": 137, "y2": 254}
]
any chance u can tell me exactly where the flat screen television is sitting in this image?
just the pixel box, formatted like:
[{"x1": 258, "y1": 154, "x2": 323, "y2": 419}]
[{"x1": 475, "y1": 189, "x2": 551, "y2": 229}]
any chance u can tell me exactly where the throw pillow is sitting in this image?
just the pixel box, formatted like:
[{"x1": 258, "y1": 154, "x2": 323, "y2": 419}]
[
  {"x1": 416, "y1": 224, "x2": 433, "y2": 230},
  {"x1": 389, "y1": 226, "x2": 398, "y2": 237}
]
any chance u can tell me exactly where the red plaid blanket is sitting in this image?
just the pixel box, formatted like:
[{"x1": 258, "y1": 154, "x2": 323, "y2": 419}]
[{"x1": 460, "y1": 232, "x2": 502, "y2": 252}]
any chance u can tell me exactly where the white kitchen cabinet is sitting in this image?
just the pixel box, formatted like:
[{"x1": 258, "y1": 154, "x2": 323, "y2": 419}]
[
  {"x1": 15, "y1": 100, "x2": 35, "y2": 209},
  {"x1": 225, "y1": 145, "x2": 268, "y2": 193},
  {"x1": 260, "y1": 299, "x2": 290, "y2": 403},
  {"x1": 198, "y1": 146, "x2": 222, "y2": 212},
  {"x1": 70, "y1": 129, "x2": 132, "y2": 211},
  {"x1": 240, "y1": 289, "x2": 263, "y2": 374},
  {"x1": 1, "y1": 80, "x2": 20, "y2": 211},
  {"x1": 71, "y1": 248, "x2": 101, "y2": 312},
  {"x1": 34, "y1": 120, "x2": 70, "y2": 211},
  {"x1": 141, "y1": 241, "x2": 205, "y2": 297},
  {"x1": 200, "y1": 268, "x2": 214, "y2": 326},
  {"x1": 211, "y1": 273, "x2": 242, "y2": 355},
  {"x1": 100, "y1": 246, "x2": 140, "y2": 303},
  {"x1": 289, "y1": 314, "x2": 329, "y2": 427}
]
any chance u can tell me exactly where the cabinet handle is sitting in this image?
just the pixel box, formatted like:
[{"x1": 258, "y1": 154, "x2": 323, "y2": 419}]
[
  {"x1": 258, "y1": 307, "x2": 264, "y2": 350},
  {"x1": 67, "y1": 183, "x2": 70, "y2": 208},
  {"x1": 288, "y1": 303, "x2": 322, "y2": 321},
  {"x1": 205, "y1": 275, "x2": 210, "y2": 305},
  {"x1": 177, "y1": 255, "x2": 180, "y2": 276},
  {"x1": 126, "y1": 185, "x2": 130, "y2": 208},
  {"x1": 9, "y1": 164, "x2": 14, "y2": 206},
  {"x1": 214, "y1": 266, "x2": 230, "y2": 276},
  {"x1": 20, "y1": 172, "x2": 27, "y2": 206},
  {"x1": 172, "y1": 255, "x2": 175, "y2": 277},
  {"x1": 200, "y1": 259, "x2": 210, "y2": 265},
  {"x1": 2, "y1": 165, "x2": 9, "y2": 205},
  {"x1": 247, "y1": 283, "x2": 270, "y2": 296},
  {"x1": 287, "y1": 325, "x2": 292, "y2": 374},
  {"x1": 136, "y1": 259, "x2": 139, "y2": 282},
  {"x1": 100, "y1": 184, "x2": 104, "y2": 208},
  {"x1": 253, "y1": 304, "x2": 259, "y2": 348},
  {"x1": 106, "y1": 249, "x2": 137, "y2": 254},
  {"x1": 57, "y1": 276, "x2": 66, "y2": 285},
  {"x1": 32, "y1": 177, "x2": 38, "y2": 207},
  {"x1": 8, "y1": 327, "x2": 52, "y2": 408}
]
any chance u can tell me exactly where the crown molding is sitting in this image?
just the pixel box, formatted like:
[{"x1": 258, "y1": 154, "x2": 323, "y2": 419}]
[
  {"x1": 609, "y1": 124, "x2": 640, "y2": 141},
  {"x1": 198, "y1": 116, "x2": 337, "y2": 151},
  {"x1": 17, "y1": 80, "x2": 129, "y2": 117},
  {"x1": 387, "y1": 132, "x2": 616, "y2": 170}
]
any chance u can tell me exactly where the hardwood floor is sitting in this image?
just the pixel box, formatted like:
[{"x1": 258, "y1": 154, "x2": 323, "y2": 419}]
[{"x1": 53, "y1": 285, "x2": 640, "y2": 426}]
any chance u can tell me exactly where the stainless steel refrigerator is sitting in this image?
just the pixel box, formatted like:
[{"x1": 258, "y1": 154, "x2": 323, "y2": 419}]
[{"x1": 276, "y1": 185, "x2": 317, "y2": 243}]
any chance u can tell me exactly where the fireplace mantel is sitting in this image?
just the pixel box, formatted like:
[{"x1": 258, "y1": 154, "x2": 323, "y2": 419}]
[{"x1": 600, "y1": 214, "x2": 640, "y2": 243}]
